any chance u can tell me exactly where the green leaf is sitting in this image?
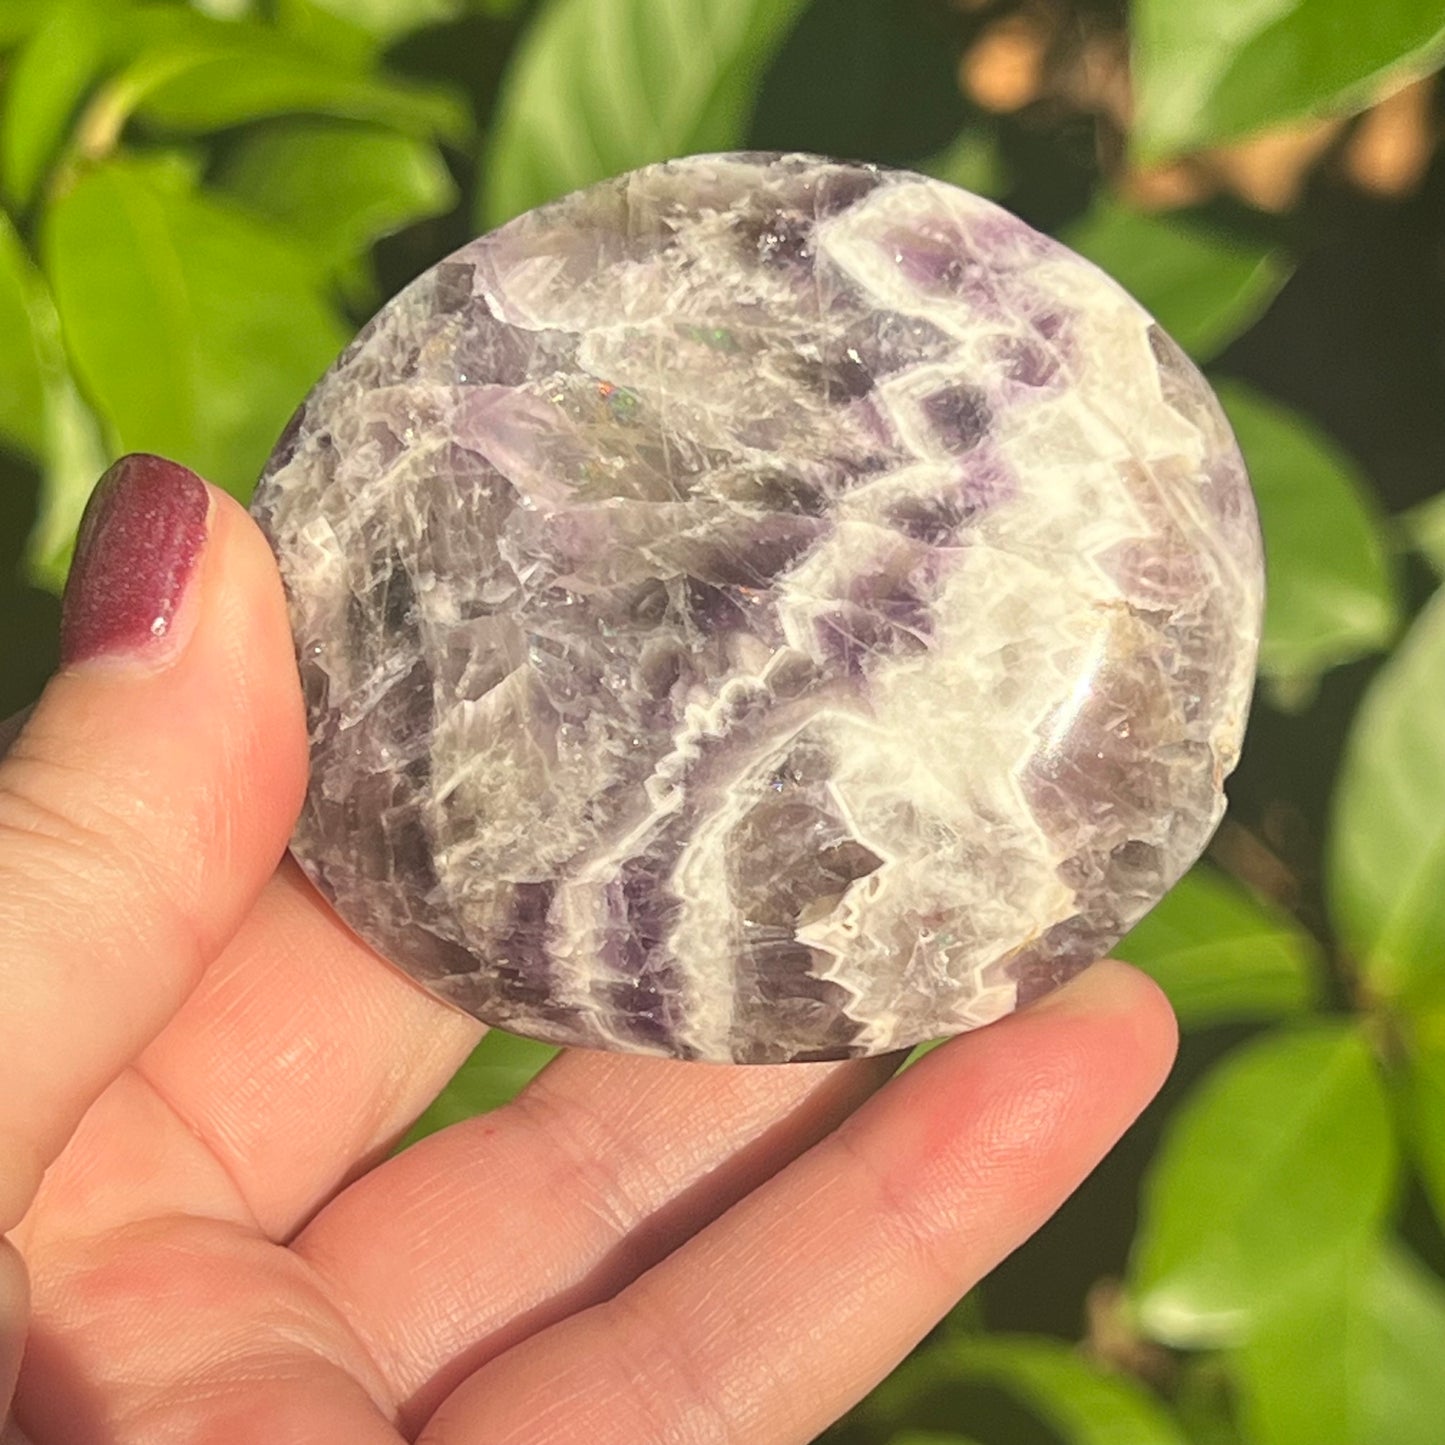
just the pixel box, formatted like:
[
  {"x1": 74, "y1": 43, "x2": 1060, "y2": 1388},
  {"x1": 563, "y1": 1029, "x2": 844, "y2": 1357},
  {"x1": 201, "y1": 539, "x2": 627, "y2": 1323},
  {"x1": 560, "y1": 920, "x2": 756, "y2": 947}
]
[
  {"x1": 914, "y1": 128, "x2": 1006, "y2": 200},
  {"x1": 1215, "y1": 382, "x2": 1399, "y2": 697},
  {"x1": 300, "y1": 0, "x2": 464, "y2": 42},
  {"x1": 1129, "y1": 1024, "x2": 1396, "y2": 1348},
  {"x1": 1131, "y1": 0, "x2": 1445, "y2": 160},
  {"x1": 216, "y1": 120, "x2": 457, "y2": 278},
  {"x1": 44, "y1": 158, "x2": 348, "y2": 499},
  {"x1": 0, "y1": 214, "x2": 48, "y2": 457},
  {"x1": 1, "y1": 0, "x2": 116, "y2": 206},
  {"x1": 25, "y1": 366, "x2": 110, "y2": 591},
  {"x1": 1329, "y1": 586, "x2": 1445, "y2": 1010},
  {"x1": 139, "y1": 54, "x2": 469, "y2": 140},
  {"x1": 4, "y1": 4, "x2": 468, "y2": 204},
  {"x1": 402, "y1": 1028, "x2": 559, "y2": 1145},
  {"x1": 480, "y1": 0, "x2": 810, "y2": 227},
  {"x1": 0, "y1": 209, "x2": 111, "y2": 589},
  {"x1": 271, "y1": 0, "x2": 393, "y2": 65},
  {"x1": 1113, "y1": 866, "x2": 1320, "y2": 1029},
  {"x1": 871, "y1": 1336, "x2": 1189, "y2": 1445},
  {"x1": 1402, "y1": 1010, "x2": 1445, "y2": 1224},
  {"x1": 1398, "y1": 489, "x2": 1445, "y2": 580},
  {"x1": 1062, "y1": 205, "x2": 1289, "y2": 363},
  {"x1": 121, "y1": 18, "x2": 472, "y2": 142},
  {"x1": 1233, "y1": 1243, "x2": 1445, "y2": 1445},
  {"x1": 1173, "y1": 1359, "x2": 1246, "y2": 1445},
  {"x1": 0, "y1": 0, "x2": 58, "y2": 49},
  {"x1": 45, "y1": 162, "x2": 199, "y2": 469},
  {"x1": 952, "y1": 1338, "x2": 1188, "y2": 1445},
  {"x1": 191, "y1": 0, "x2": 258, "y2": 16}
]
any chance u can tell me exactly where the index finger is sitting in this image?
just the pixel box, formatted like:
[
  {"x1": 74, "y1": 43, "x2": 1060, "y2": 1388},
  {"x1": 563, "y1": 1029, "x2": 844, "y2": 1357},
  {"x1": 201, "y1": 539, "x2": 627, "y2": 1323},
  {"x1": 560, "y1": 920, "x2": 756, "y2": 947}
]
[{"x1": 419, "y1": 962, "x2": 1177, "y2": 1445}]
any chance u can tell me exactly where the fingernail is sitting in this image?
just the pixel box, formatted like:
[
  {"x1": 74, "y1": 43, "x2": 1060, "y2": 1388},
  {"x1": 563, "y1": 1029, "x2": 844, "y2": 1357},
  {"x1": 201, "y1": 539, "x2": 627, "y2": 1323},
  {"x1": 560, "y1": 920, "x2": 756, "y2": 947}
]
[{"x1": 59, "y1": 455, "x2": 210, "y2": 669}]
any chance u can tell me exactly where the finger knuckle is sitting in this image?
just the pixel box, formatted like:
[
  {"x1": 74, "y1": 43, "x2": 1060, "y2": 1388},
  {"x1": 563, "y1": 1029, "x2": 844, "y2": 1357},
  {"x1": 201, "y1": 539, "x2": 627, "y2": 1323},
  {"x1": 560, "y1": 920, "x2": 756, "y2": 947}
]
[{"x1": 0, "y1": 740, "x2": 203, "y2": 973}]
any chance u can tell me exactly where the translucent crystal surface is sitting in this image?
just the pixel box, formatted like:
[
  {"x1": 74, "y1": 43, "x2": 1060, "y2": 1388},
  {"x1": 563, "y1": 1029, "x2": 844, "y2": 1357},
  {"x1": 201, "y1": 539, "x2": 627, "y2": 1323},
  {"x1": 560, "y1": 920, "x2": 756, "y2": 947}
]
[{"x1": 252, "y1": 153, "x2": 1264, "y2": 1063}]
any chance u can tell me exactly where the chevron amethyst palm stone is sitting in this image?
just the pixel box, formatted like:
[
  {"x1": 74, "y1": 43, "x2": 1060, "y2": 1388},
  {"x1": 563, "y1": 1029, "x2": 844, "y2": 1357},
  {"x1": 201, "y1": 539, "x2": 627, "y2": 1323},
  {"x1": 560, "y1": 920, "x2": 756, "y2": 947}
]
[{"x1": 252, "y1": 152, "x2": 1263, "y2": 1064}]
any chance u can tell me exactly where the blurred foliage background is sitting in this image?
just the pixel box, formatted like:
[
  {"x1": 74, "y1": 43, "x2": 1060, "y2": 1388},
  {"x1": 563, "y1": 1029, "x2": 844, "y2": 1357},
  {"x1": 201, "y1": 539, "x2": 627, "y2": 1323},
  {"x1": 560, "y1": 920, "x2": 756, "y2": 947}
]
[{"x1": 3, "y1": 0, "x2": 1445, "y2": 1441}]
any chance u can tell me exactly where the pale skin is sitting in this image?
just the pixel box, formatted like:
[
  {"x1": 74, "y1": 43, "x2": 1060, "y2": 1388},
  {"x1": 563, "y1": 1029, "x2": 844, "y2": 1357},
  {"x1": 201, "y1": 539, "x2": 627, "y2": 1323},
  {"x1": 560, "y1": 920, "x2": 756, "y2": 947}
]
[{"x1": 0, "y1": 483, "x2": 1177, "y2": 1443}]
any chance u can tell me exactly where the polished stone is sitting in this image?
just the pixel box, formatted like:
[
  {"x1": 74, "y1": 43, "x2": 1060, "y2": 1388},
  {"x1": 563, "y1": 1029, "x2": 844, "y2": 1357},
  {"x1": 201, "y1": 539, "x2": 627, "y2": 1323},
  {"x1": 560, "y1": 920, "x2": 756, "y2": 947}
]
[{"x1": 252, "y1": 152, "x2": 1264, "y2": 1063}]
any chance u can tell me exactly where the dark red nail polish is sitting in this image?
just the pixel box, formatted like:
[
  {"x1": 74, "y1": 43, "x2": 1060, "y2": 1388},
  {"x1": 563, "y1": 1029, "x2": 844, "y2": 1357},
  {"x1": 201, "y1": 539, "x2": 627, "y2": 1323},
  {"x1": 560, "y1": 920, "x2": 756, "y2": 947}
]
[{"x1": 59, "y1": 454, "x2": 211, "y2": 668}]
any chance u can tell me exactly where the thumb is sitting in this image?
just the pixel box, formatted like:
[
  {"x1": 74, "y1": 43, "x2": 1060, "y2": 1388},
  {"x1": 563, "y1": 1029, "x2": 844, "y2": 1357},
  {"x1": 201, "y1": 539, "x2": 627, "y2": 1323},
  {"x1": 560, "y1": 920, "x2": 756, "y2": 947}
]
[{"x1": 0, "y1": 454, "x2": 308, "y2": 1232}]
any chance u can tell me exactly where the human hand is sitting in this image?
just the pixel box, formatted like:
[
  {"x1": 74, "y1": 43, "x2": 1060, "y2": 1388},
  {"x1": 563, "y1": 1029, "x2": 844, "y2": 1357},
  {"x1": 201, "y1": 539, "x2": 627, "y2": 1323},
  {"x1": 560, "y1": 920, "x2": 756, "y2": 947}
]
[{"x1": 1, "y1": 455, "x2": 1177, "y2": 1444}]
